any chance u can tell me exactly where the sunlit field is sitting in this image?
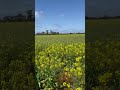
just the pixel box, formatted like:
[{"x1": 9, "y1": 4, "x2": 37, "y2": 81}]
[{"x1": 35, "y1": 34, "x2": 85, "y2": 89}]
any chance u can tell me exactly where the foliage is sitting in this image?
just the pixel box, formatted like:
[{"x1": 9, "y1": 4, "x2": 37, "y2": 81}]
[
  {"x1": 35, "y1": 34, "x2": 85, "y2": 89},
  {"x1": 0, "y1": 22, "x2": 38, "y2": 90},
  {"x1": 86, "y1": 41, "x2": 120, "y2": 90}
]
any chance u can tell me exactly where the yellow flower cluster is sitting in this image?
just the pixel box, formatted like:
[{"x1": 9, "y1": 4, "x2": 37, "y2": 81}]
[{"x1": 35, "y1": 42, "x2": 85, "y2": 89}]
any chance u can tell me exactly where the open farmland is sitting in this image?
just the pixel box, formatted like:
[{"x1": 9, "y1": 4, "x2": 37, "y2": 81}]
[
  {"x1": 35, "y1": 34, "x2": 85, "y2": 48},
  {"x1": 35, "y1": 34, "x2": 85, "y2": 89},
  {"x1": 0, "y1": 22, "x2": 39, "y2": 89},
  {"x1": 86, "y1": 19, "x2": 120, "y2": 89},
  {"x1": 86, "y1": 19, "x2": 120, "y2": 41}
]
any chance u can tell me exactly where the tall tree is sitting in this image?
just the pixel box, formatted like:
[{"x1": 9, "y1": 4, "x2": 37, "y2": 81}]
[{"x1": 26, "y1": 10, "x2": 33, "y2": 21}]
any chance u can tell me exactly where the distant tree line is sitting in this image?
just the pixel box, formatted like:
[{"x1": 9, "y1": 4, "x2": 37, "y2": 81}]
[
  {"x1": 36, "y1": 30, "x2": 84, "y2": 35},
  {"x1": 36, "y1": 30, "x2": 59, "y2": 35},
  {"x1": 0, "y1": 10, "x2": 34, "y2": 22},
  {"x1": 86, "y1": 15, "x2": 120, "y2": 20},
  {"x1": 69, "y1": 32, "x2": 84, "y2": 34}
]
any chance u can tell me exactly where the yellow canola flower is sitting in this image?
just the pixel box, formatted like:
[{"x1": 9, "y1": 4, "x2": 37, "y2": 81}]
[
  {"x1": 76, "y1": 57, "x2": 82, "y2": 62},
  {"x1": 78, "y1": 72, "x2": 82, "y2": 76},
  {"x1": 68, "y1": 73, "x2": 71, "y2": 77},
  {"x1": 77, "y1": 67, "x2": 82, "y2": 71},
  {"x1": 70, "y1": 68, "x2": 75, "y2": 72},
  {"x1": 60, "y1": 62, "x2": 64, "y2": 66},
  {"x1": 65, "y1": 67, "x2": 69, "y2": 71},
  {"x1": 67, "y1": 83, "x2": 71, "y2": 88},
  {"x1": 76, "y1": 87, "x2": 82, "y2": 90},
  {"x1": 74, "y1": 63, "x2": 79, "y2": 67},
  {"x1": 63, "y1": 82, "x2": 67, "y2": 86},
  {"x1": 41, "y1": 64, "x2": 44, "y2": 67},
  {"x1": 47, "y1": 88, "x2": 51, "y2": 90}
]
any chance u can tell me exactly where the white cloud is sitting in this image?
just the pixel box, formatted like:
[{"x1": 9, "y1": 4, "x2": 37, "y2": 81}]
[{"x1": 35, "y1": 10, "x2": 44, "y2": 18}]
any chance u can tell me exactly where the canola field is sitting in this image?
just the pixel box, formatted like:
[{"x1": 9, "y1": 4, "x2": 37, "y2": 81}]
[{"x1": 35, "y1": 34, "x2": 85, "y2": 89}]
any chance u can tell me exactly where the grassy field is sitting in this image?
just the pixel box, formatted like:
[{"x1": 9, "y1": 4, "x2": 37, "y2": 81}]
[
  {"x1": 86, "y1": 19, "x2": 120, "y2": 41},
  {"x1": 35, "y1": 34, "x2": 85, "y2": 89},
  {"x1": 85, "y1": 19, "x2": 120, "y2": 89},
  {"x1": 0, "y1": 22, "x2": 38, "y2": 89},
  {"x1": 0, "y1": 22, "x2": 34, "y2": 41},
  {"x1": 0, "y1": 22, "x2": 35, "y2": 58},
  {"x1": 35, "y1": 34, "x2": 85, "y2": 48}
]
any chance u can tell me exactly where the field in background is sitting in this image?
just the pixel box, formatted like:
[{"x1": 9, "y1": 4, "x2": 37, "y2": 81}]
[
  {"x1": 86, "y1": 19, "x2": 120, "y2": 89},
  {"x1": 35, "y1": 34, "x2": 85, "y2": 89},
  {"x1": 86, "y1": 19, "x2": 120, "y2": 41},
  {"x1": 0, "y1": 22, "x2": 38, "y2": 89},
  {"x1": 35, "y1": 34, "x2": 85, "y2": 48}
]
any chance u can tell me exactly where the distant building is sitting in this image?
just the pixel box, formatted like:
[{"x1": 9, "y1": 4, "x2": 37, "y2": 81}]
[{"x1": 46, "y1": 30, "x2": 49, "y2": 35}]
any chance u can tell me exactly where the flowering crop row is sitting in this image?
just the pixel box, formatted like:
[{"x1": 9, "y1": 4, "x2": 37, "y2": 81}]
[{"x1": 35, "y1": 42, "x2": 85, "y2": 89}]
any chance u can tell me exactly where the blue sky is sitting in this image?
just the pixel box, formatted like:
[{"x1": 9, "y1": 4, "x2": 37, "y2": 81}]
[{"x1": 35, "y1": 0, "x2": 85, "y2": 33}]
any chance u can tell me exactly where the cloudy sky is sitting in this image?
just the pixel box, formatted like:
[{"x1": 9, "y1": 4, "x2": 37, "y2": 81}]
[
  {"x1": 0, "y1": 0, "x2": 34, "y2": 16},
  {"x1": 35, "y1": 0, "x2": 85, "y2": 33},
  {"x1": 86, "y1": 0, "x2": 120, "y2": 17}
]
